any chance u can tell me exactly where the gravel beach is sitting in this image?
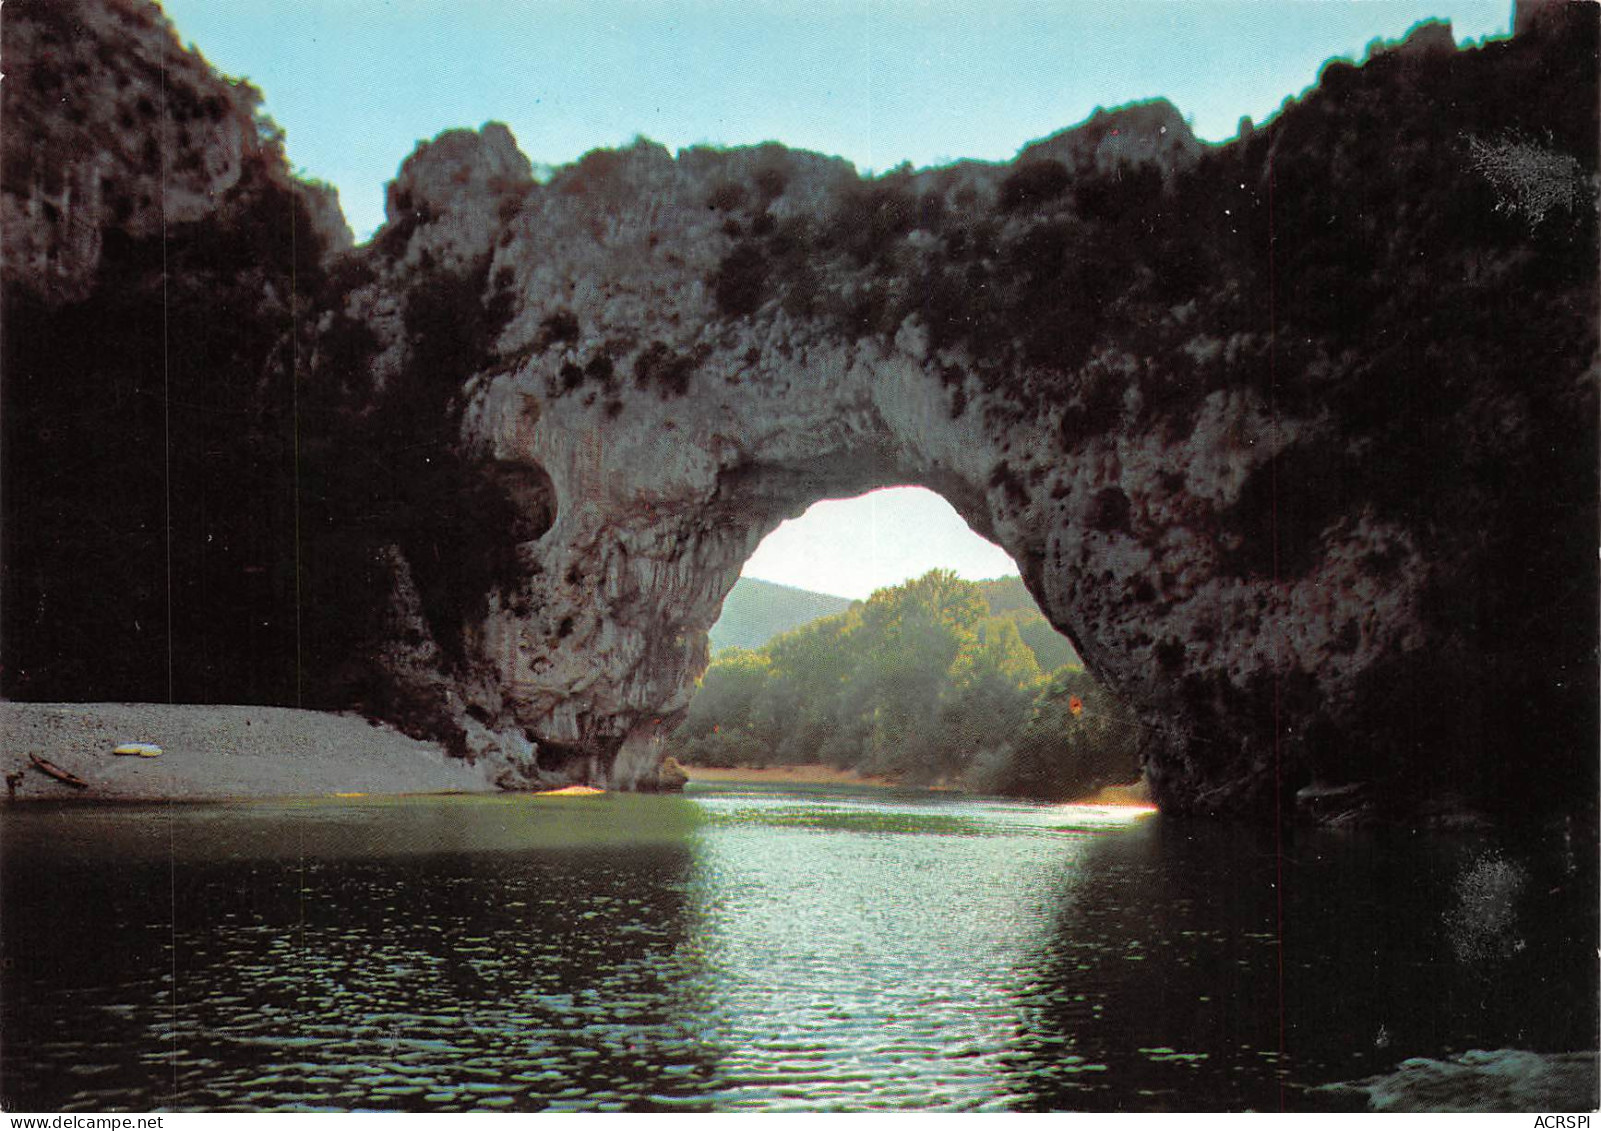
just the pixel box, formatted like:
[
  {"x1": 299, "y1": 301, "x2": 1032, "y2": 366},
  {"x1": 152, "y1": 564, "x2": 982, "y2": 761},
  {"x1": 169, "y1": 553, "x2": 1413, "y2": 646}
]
[{"x1": 0, "y1": 702, "x2": 496, "y2": 802}]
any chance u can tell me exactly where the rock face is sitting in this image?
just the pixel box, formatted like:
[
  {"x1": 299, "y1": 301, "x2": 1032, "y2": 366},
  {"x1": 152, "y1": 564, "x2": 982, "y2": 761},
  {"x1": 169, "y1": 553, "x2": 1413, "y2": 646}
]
[
  {"x1": 2, "y1": 0, "x2": 350, "y2": 304},
  {"x1": 1316, "y1": 1049, "x2": 1599, "y2": 1112},
  {"x1": 4, "y1": 0, "x2": 1596, "y2": 817}
]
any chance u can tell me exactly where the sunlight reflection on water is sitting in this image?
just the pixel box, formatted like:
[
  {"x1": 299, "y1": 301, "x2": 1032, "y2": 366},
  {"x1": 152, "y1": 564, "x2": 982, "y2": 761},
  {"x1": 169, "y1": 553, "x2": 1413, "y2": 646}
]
[{"x1": 0, "y1": 786, "x2": 1590, "y2": 1112}]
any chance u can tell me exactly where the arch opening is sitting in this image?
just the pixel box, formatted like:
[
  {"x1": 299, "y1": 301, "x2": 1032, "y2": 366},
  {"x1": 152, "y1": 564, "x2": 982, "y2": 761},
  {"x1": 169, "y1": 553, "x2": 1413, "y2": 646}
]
[
  {"x1": 737, "y1": 486, "x2": 1020, "y2": 603},
  {"x1": 671, "y1": 486, "x2": 1147, "y2": 803}
]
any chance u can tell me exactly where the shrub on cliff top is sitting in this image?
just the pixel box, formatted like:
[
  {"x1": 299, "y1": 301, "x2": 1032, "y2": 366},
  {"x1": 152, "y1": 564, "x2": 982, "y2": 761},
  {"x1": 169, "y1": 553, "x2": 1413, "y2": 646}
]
[
  {"x1": 826, "y1": 175, "x2": 919, "y2": 266},
  {"x1": 999, "y1": 159, "x2": 1071, "y2": 211},
  {"x1": 633, "y1": 340, "x2": 701, "y2": 397},
  {"x1": 713, "y1": 241, "x2": 769, "y2": 317}
]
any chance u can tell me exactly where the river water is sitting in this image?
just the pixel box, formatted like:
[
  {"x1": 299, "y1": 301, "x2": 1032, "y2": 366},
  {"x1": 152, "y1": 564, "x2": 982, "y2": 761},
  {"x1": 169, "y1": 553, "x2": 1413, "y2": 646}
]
[{"x1": 1, "y1": 784, "x2": 1594, "y2": 1112}]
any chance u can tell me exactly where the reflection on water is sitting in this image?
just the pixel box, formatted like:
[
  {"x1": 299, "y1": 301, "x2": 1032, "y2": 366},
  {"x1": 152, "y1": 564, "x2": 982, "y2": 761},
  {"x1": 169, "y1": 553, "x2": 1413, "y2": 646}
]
[
  {"x1": 676, "y1": 793, "x2": 1138, "y2": 1111},
  {"x1": 1006, "y1": 819, "x2": 1287, "y2": 1110},
  {"x1": 1, "y1": 796, "x2": 716, "y2": 1112},
  {"x1": 1007, "y1": 820, "x2": 1597, "y2": 1111},
  {"x1": 0, "y1": 787, "x2": 1593, "y2": 1112}
]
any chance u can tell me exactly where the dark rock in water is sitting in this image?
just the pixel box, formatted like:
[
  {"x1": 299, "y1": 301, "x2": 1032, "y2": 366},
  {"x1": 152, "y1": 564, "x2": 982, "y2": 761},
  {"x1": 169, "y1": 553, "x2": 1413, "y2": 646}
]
[
  {"x1": 644, "y1": 756, "x2": 690, "y2": 794},
  {"x1": 1293, "y1": 781, "x2": 1372, "y2": 824},
  {"x1": 1316, "y1": 1049, "x2": 1600, "y2": 1113},
  {"x1": 2, "y1": 0, "x2": 1596, "y2": 821}
]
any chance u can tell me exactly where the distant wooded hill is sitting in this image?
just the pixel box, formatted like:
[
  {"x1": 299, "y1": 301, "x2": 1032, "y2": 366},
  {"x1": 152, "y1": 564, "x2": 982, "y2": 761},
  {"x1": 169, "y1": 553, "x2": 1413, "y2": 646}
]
[
  {"x1": 973, "y1": 577, "x2": 1082, "y2": 671},
  {"x1": 680, "y1": 569, "x2": 1124, "y2": 798},
  {"x1": 708, "y1": 579, "x2": 854, "y2": 653},
  {"x1": 709, "y1": 575, "x2": 1080, "y2": 671}
]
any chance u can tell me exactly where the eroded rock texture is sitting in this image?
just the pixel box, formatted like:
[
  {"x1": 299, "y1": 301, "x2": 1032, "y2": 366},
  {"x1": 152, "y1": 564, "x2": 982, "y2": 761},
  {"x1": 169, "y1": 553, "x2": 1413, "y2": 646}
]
[{"x1": 4, "y1": 0, "x2": 1596, "y2": 818}]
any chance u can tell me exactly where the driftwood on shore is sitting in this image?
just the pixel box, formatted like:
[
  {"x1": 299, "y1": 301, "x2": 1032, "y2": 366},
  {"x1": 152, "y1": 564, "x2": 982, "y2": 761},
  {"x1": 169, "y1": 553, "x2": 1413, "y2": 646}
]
[{"x1": 28, "y1": 752, "x2": 89, "y2": 789}]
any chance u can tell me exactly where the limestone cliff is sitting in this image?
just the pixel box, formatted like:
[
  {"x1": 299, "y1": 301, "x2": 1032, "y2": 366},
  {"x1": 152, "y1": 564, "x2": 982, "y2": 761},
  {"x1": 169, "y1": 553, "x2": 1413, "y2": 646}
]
[
  {"x1": 2, "y1": 0, "x2": 349, "y2": 303},
  {"x1": 414, "y1": 10, "x2": 1595, "y2": 815},
  {"x1": 4, "y1": 0, "x2": 1596, "y2": 818}
]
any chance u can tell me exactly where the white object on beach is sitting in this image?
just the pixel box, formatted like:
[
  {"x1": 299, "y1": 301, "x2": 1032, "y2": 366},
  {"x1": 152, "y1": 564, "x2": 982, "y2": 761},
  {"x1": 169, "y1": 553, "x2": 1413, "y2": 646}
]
[{"x1": 112, "y1": 743, "x2": 163, "y2": 758}]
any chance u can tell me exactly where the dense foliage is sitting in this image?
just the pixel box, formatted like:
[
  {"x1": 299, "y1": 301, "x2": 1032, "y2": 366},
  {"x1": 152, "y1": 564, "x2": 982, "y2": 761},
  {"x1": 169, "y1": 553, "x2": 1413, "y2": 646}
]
[{"x1": 672, "y1": 570, "x2": 1139, "y2": 800}]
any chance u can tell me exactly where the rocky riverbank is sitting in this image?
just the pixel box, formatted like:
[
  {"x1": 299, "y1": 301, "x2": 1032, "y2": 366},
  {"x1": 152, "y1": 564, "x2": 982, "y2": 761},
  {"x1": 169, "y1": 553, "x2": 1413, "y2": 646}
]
[
  {"x1": 1313, "y1": 1049, "x2": 1599, "y2": 1112},
  {"x1": 0, "y1": 702, "x2": 495, "y2": 802}
]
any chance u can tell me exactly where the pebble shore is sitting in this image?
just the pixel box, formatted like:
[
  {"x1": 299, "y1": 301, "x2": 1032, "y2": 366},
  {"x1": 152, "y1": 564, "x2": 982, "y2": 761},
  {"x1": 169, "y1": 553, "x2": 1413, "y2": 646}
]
[{"x1": 1, "y1": 701, "x2": 494, "y2": 802}]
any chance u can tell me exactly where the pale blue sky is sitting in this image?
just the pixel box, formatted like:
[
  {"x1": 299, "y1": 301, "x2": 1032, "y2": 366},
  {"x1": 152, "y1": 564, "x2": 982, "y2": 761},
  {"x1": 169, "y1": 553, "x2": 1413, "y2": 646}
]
[
  {"x1": 155, "y1": 0, "x2": 1512, "y2": 600},
  {"x1": 161, "y1": 0, "x2": 1510, "y2": 240}
]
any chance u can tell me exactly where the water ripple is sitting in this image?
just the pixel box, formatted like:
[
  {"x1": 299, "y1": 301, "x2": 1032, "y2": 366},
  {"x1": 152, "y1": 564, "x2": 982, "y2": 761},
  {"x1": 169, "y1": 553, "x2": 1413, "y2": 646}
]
[{"x1": 2, "y1": 791, "x2": 1592, "y2": 1111}]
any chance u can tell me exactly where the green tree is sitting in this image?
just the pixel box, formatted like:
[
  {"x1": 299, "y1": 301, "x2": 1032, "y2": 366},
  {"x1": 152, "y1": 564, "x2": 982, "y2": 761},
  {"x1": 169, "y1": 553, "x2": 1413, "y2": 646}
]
[
  {"x1": 679, "y1": 648, "x2": 771, "y2": 747},
  {"x1": 670, "y1": 568, "x2": 1135, "y2": 799},
  {"x1": 853, "y1": 570, "x2": 986, "y2": 777},
  {"x1": 753, "y1": 609, "x2": 860, "y2": 761},
  {"x1": 937, "y1": 617, "x2": 1046, "y2": 778},
  {"x1": 974, "y1": 667, "x2": 1142, "y2": 799},
  {"x1": 1004, "y1": 608, "x2": 1082, "y2": 671}
]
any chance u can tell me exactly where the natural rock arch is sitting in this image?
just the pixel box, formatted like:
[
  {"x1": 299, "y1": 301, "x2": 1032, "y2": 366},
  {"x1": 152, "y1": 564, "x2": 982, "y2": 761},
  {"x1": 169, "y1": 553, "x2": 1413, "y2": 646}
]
[
  {"x1": 369, "y1": 11, "x2": 1598, "y2": 821},
  {"x1": 4, "y1": 0, "x2": 1593, "y2": 823},
  {"x1": 450, "y1": 13, "x2": 1595, "y2": 820},
  {"x1": 469, "y1": 315, "x2": 1057, "y2": 793}
]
